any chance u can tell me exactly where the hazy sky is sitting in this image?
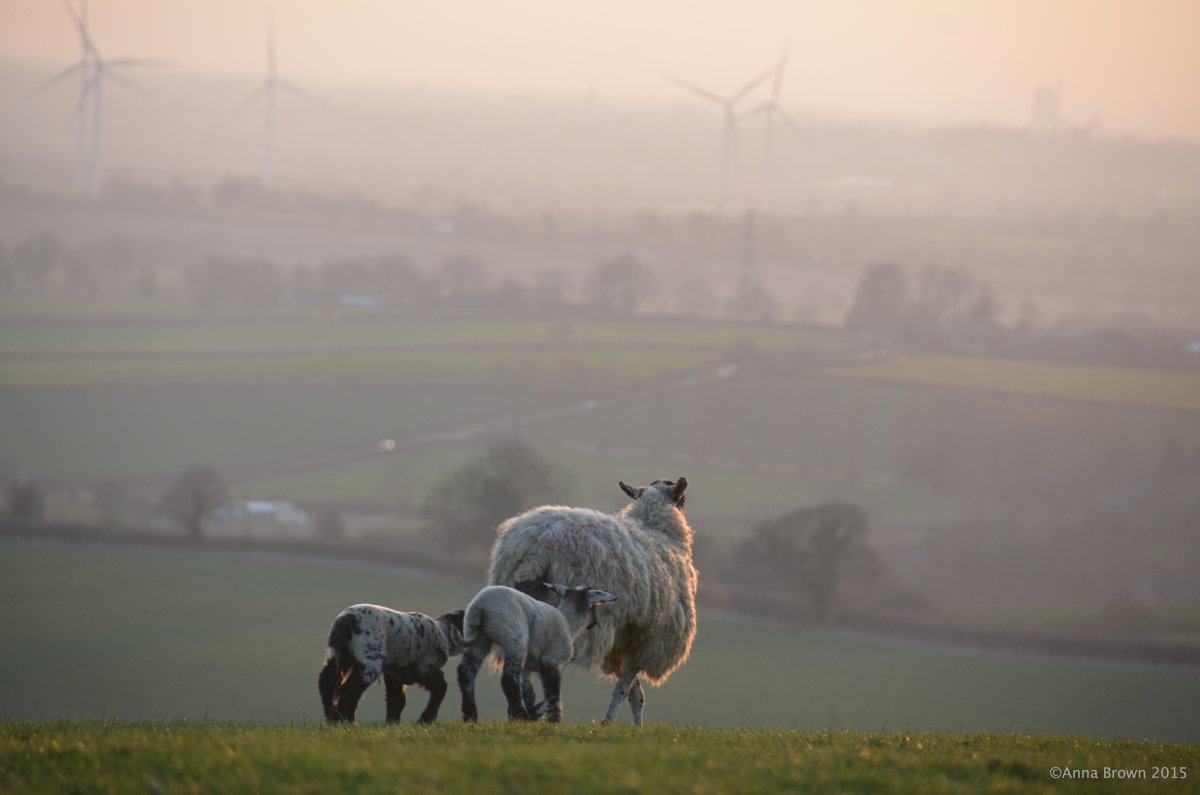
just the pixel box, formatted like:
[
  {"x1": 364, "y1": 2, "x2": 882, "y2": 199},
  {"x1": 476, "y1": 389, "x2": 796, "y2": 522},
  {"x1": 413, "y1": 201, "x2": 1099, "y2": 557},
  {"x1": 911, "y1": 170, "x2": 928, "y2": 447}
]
[{"x1": 2, "y1": 0, "x2": 1198, "y2": 139}]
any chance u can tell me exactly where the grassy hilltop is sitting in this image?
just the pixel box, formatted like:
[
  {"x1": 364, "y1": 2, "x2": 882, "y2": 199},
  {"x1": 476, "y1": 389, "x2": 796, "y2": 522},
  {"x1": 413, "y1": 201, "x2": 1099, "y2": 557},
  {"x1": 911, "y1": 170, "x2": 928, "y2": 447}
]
[{"x1": 2, "y1": 722, "x2": 1196, "y2": 795}]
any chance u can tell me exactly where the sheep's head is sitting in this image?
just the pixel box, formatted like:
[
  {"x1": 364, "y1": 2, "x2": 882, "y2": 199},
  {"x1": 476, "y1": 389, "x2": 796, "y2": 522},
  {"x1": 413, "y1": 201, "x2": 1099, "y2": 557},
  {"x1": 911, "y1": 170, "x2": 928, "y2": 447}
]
[
  {"x1": 437, "y1": 609, "x2": 466, "y2": 655},
  {"x1": 619, "y1": 477, "x2": 688, "y2": 510},
  {"x1": 543, "y1": 582, "x2": 619, "y2": 629}
]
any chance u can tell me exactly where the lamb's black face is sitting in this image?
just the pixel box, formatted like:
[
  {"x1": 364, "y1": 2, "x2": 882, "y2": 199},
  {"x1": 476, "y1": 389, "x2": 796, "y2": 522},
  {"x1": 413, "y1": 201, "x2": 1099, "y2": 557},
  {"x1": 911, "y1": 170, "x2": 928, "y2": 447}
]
[
  {"x1": 438, "y1": 609, "x2": 465, "y2": 633},
  {"x1": 619, "y1": 477, "x2": 688, "y2": 509}
]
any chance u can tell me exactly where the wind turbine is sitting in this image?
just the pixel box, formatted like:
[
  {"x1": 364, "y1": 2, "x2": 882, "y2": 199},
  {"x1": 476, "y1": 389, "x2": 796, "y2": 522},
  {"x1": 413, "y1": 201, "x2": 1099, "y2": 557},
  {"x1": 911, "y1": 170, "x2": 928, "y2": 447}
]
[
  {"x1": 237, "y1": 9, "x2": 316, "y2": 188},
  {"x1": 33, "y1": 0, "x2": 167, "y2": 197},
  {"x1": 30, "y1": 0, "x2": 96, "y2": 191},
  {"x1": 738, "y1": 43, "x2": 795, "y2": 212},
  {"x1": 665, "y1": 62, "x2": 777, "y2": 213}
]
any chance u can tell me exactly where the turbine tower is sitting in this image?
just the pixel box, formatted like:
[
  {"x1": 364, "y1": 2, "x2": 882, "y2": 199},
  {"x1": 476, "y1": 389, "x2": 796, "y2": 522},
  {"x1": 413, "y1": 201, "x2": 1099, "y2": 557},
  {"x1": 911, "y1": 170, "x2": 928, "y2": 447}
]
[
  {"x1": 666, "y1": 62, "x2": 777, "y2": 213},
  {"x1": 238, "y1": 9, "x2": 315, "y2": 188}
]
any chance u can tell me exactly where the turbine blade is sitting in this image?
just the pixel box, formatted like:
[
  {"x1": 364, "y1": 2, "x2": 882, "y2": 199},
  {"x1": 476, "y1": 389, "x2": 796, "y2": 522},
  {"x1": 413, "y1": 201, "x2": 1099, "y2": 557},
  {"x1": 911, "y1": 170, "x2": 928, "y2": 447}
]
[
  {"x1": 61, "y1": 0, "x2": 100, "y2": 58},
  {"x1": 267, "y1": 8, "x2": 277, "y2": 77},
  {"x1": 730, "y1": 62, "x2": 777, "y2": 105},
  {"x1": 104, "y1": 68, "x2": 150, "y2": 98},
  {"x1": 739, "y1": 102, "x2": 772, "y2": 121},
  {"x1": 28, "y1": 60, "x2": 83, "y2": 96},
  {"x1": 770, "y1": 42, "x2": 790, "y2": 102},
  {"x1": 68, "y1": 70, "x2": 99, "y2": 126},
  {"x1": 276, "y1": 79, "x2": 317, "y2": 104},
  {"x1": 663, "y1": 73, "x2": 726, "y2": 105},
  {"x1": 777, "y1": 107, "x2": 804, "y2": 136},
  {"x1": 104, "y1": 57, "x2": 173, "y2": 68},
  {"x1": 233, "y1": 84, "x2": 268, "y2": 114}
]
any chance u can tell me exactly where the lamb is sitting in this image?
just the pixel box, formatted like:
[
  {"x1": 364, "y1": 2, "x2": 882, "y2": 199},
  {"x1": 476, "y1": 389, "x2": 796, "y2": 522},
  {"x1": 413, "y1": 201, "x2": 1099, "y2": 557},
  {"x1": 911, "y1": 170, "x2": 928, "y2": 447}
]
[
  {"x1": 487, "y1": 477, "x2": 697, "y2": 726},
  {"x1": 317, "y1": 604, "x2": 465, "y2": 724},
  {"x1": 457, "y1": 583, "x2": 618, "y2": 723}
]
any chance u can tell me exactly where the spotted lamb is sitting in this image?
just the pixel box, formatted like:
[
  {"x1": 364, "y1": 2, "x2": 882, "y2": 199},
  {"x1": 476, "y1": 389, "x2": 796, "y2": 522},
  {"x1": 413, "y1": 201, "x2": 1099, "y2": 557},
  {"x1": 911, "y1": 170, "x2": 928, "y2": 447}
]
[{"x1": 318, "y1": 604, "x2": 465, "y2": 723}]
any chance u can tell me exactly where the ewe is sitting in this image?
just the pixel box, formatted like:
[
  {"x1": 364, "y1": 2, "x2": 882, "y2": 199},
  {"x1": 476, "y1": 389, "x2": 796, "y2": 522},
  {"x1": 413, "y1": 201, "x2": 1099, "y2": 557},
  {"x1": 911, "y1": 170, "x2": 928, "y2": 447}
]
[
  {"x1": 318, "y1": 605, "x2": 464, "y2": 723},
  {"x1": 458, "y1": 583, "x2": 618, "y2": 723},
  {"x1": 488, "y1": 477, "x2": 697, "y2": 725}
]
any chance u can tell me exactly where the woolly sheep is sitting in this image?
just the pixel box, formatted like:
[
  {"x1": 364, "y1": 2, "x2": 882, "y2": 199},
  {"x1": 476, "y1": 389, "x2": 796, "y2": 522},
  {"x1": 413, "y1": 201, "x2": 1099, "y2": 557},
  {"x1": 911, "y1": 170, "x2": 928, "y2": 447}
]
[
  {"x1": 318, "y1": 604, "x2": 465, "y2": 723},
  {"x1": 488, "y1": 477, "x2": 697, "y2": 725},
  {"x1": 457, "y1": 583, "x2": 618, "y2": 723}
]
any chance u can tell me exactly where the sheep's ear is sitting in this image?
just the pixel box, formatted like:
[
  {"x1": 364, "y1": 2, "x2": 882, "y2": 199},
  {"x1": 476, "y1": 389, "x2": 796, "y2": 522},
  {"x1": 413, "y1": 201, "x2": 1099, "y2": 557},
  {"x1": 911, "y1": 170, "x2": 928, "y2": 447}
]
[
  {"x1": 619, "y1": 481, "x2": 641, "y2": 500},
  {"x1": 672, "y1": 477, "x2": 688, "y2": 503},
  {"x1": 587, "y1": 589, "x2": 618, "y2": 606}
]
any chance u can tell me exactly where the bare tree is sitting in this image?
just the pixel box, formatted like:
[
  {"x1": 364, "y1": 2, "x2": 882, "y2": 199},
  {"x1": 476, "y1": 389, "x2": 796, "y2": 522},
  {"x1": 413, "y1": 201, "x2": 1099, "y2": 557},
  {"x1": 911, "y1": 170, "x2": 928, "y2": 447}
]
[
  {"x1": 160, "y1": 466, "x2": 229, "y2": 541},
  {"x1": 737, "y1": 502, "x2": 882, "y2": 624},
  {"x1": 421, "y1": 438, "x2": 574, "y2": 558}
]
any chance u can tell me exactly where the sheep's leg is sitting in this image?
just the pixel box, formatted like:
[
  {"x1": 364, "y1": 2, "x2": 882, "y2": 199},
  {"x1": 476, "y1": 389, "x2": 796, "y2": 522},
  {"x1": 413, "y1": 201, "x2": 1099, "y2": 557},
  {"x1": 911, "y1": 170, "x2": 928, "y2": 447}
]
[
  {"x1": 626, "y1": 676, "x2": 645, "y2": 727},
  {"x1": 335, "y1": 662, "x2": 368, "y2": 723},
  {"x1": 317, "y1": 658, "x2": 340, "y2": 723},
  {"x1": 457, "y1": 647, "x2": 486, "y2": 723},
  {"x1": 418, "y1": 669, "x2": 448, "y2": 724},
  {"x1": 538, "y1": 666, "x2": 564, "y2": 724},
  {"x1": 521, "y1": 673, "x2": 538, "y2": 718},
  {"x1": 501, "y1": 653, "x2": 532, "y2": 721},
  {"x1": 601, "y1": 664, "x2": 639, "y2": 725},
  {"x1": 383, "y1": 674, "x2": 407, "y2": 723}
]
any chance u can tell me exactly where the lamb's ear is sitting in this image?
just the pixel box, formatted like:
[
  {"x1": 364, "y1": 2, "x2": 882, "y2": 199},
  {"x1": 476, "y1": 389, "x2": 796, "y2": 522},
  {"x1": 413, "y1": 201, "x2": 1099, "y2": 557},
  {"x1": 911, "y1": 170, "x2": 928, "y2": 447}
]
[
  {"x1": 619, "y1": 481, "x2": 641, "y2": 500},
  {"x1": 443, "y1": 609, "x2": 465, "y2": 631},
  {"x1": 543, "y1": 582, "x2": 568, "y2": 598},
  {"x1": 587, "y1": 589, "x2": 618, "y2": 606},
  {"x1": 672, "y1": 477, "x2": 688, "y2": 503}
]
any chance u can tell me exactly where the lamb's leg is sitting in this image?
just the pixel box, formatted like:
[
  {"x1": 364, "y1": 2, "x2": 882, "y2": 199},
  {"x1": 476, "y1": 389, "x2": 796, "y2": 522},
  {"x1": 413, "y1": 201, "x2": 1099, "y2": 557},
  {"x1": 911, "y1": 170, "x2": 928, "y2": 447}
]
[
  {"x1": 626, "y1": 675, "x2": 645, "y2": 727},
  {"x1": 457, "y1": 646, "x2": 486, "y2": 723},
  {"x1": 335, "y1": 662, "x2": 369, "y2": 723},
  {"x1": 538, "y1": 666, "x2": 564, "y2": 724},
  {"x1": 521, "y1": 673, "x2": 538, "y2": 718},
  {"x1": 601, "y1": 663, "x2": 639, "y2": 725},
  {"x1": 418, "y1": 669, "x2": 448, "y2": 724},
  {"x1": 501, "y1": 652, "x2": 532, "y2": 720},
  {"x1": 317, "y1": 657, "x2": 340, "y2": 722},
  {"x1": 383, "y1": 674, "x2": 407, "y2": 723}
]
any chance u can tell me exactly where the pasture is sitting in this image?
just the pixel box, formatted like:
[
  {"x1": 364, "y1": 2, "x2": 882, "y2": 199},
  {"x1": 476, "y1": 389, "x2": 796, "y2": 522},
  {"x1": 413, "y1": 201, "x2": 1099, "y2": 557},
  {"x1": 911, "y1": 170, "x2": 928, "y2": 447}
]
[
  {"x1": 1, "y1": 540, "x2": 1197, "y2": 742},
  {"x1": 3, "y1": 722, "x2": 1195, "y2": 795}
]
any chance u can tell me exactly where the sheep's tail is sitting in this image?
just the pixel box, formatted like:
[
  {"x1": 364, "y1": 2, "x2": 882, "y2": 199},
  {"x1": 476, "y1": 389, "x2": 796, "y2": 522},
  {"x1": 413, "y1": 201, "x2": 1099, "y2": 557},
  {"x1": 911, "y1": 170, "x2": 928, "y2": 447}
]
[{"x1": 462, "y1": 601, "x2": 484, "y2": 645}]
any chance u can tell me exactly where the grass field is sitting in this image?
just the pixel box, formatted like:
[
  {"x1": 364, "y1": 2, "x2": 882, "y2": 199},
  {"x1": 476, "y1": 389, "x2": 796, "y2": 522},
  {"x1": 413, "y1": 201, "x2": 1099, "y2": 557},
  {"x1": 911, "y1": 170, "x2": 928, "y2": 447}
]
[
  {"x1": 1, "y1": 540, "x2": 1197, "y2": 743},
  {"x1": 828, "y1": 355, "x2": 1200, "y2": 413},
  {"x1": 2, "y1": 722, "x2": 1195, "y2": 794}
]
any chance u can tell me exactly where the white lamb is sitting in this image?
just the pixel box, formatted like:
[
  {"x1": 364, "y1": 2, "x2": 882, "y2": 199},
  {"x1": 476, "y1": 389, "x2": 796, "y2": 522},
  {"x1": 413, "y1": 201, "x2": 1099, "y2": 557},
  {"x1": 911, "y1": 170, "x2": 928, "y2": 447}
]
[
  {"x1": 488, "y1": 477, "x2": 697, "y2": 725},
  {"x1": 318, "y1": 605, "x2": 465, "y2": 723},
  {"x1": 457, "y1": 583, "x2": 618, "y2": 723}
]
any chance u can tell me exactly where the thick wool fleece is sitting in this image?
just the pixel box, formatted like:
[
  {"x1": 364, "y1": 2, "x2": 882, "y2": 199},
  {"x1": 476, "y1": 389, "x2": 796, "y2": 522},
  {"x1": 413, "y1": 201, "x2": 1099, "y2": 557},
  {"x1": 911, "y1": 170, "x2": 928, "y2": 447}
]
[{"x1": 487, "y1": 487, "x2": 697, "y2": 684}]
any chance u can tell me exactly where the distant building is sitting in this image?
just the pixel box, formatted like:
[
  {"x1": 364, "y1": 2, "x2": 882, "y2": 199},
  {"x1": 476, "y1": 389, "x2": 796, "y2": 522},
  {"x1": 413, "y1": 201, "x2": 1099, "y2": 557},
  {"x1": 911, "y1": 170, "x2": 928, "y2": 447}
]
[
  {"x1": 208, "y1": 500, "x2": 314, "y2": 539},
  {"x1": 1030, "y1": 84, "x2": 1061, "y2": 136}
]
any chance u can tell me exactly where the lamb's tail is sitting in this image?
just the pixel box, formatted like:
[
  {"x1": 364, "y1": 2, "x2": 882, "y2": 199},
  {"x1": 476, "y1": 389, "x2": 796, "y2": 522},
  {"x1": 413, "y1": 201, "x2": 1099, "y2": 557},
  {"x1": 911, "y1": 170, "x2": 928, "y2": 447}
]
[{"x1": 462, "y1": 601, "x2": 485, "y2": 645}]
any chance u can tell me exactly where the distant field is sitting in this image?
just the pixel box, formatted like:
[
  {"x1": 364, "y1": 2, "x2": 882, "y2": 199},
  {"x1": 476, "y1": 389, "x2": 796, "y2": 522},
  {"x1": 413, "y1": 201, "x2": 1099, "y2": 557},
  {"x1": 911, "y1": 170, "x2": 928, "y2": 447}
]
[
  {"x1": 1, "y1": 541, "x2": 1197, "y2": 742},
  {"x1": 3, "y1": 723, "x2": 1195, "y2": 795},
  {"x1": 0, "y1": 315, "x2": 849, "y2": 358},
  {"x1": 828, "y1": 355, "x2": 1200, "y2": 413}
]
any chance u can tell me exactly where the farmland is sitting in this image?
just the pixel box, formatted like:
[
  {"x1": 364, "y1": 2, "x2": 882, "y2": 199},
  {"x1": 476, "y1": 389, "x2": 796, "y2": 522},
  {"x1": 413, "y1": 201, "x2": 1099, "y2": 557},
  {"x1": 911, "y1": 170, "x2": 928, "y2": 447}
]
[{"x1": 1, "y1": 540, "x2": 1197, "y2": 742}]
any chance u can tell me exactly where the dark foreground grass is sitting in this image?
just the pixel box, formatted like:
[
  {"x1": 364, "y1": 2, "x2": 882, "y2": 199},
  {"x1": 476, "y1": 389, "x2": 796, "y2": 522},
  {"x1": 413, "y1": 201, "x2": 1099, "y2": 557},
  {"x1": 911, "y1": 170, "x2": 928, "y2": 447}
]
[{"x1": 2, "y1": 722, "x2": 1195, "y2": 795}]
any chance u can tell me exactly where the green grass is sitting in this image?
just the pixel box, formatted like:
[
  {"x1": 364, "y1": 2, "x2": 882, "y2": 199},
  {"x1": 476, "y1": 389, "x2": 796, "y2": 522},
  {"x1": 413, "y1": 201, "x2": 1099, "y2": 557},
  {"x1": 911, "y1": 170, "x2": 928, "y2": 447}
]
[
  {"x1": 0, "y1": 316, "x2": 848, "y2": 358},
  {"x1": 827, "y1": 355, "x2": 1200, "y2": 412},
  {"x1": 2, "y1": 541, "x2": 1197, "y2": 743},
  {"x1": 0, "y1": 348, "x2": 712, "y2": 388},
  {"x1": 1, "y1": 722, "x2": 1195, "y2": 795}
]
